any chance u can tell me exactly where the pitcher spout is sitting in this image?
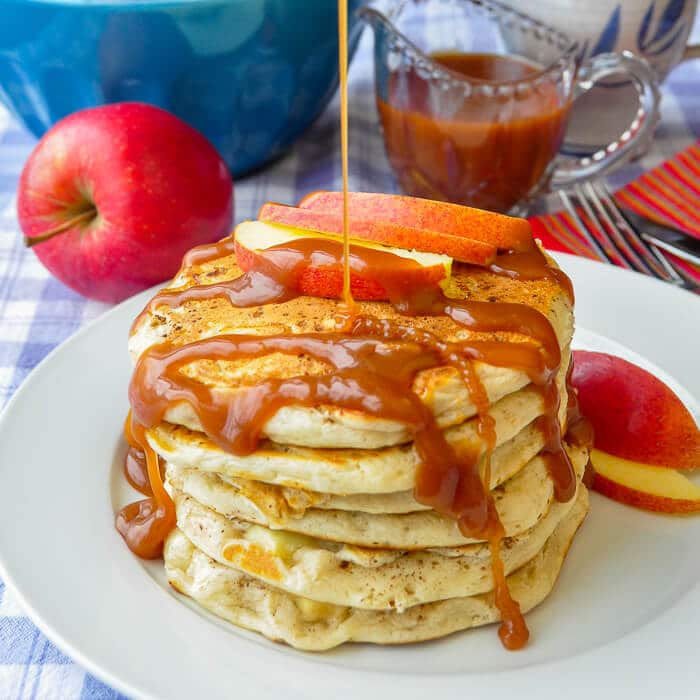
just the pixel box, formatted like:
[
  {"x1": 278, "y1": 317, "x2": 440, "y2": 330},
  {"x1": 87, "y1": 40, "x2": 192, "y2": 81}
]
[{"x1": 358, "y1": 0, "x2": 401, "y2": 35}]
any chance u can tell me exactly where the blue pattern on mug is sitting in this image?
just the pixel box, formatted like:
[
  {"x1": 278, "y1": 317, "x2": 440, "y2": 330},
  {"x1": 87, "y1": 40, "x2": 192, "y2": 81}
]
[
  {"x1": 586, "y1": 0, "x2": 687, "y2": 59},
  {"x1": 638, "y1": 0, "x2": 688, "y2": 55},
  {"x1": 591, "y1": 4, "x2": 621, "y2": 54}
]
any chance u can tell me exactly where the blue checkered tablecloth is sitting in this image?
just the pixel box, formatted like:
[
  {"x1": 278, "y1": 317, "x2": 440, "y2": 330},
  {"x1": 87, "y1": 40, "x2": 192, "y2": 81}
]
[{"x1": 1, "y1": 19, "x2": 700, "y2": 700}]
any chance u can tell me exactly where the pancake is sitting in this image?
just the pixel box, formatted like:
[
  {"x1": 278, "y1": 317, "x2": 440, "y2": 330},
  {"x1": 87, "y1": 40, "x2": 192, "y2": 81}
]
[
  {"x1": 169, "y1": 470, "x2": 582, "y2": 610},
  {"x1": 133, "y1": 345, "x2": 570, "y2": 451},
  {"x1": 149, "y1": 360, "x2": 538, "y2": 450},
  {"x1": 199, "y1": 419, "x2": 548, "y2": 516},
  {"x1": 164, "y1": 486, "x2": 588, "y2": 650},
  {"x1": 166, "y1": 443, "x2": 586, "y2": 548},
  {"x1": 129, "y1": 248, "x2": 573, "y2": 449},
  {"x1": 147, "y1": 377, "x2": 568, "y2": 496}
]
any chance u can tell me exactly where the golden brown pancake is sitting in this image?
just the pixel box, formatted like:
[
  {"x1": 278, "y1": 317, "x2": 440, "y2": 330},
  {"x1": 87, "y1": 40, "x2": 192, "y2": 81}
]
[
  {"x1": 164, "y1": 487, "x2": 589, "y2": 650},
  {"x1": 146, "y1": 376, "x2": 568, "y2": 496},
  {"x1": 129, "y1": 245, "x2": 573, "y2": 449},
  {"x1": 165, "y1": 444, "x2": 586, "y2": 549}
]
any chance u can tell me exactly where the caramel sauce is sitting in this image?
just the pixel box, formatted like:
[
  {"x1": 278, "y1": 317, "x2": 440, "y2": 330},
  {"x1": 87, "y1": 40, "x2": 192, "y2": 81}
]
[
  {"x1": 115, "y1": 413, "x2": 175, "y2": 559},
  {"x1": 489, "y1": 246, "x2": 574, "y2": 303},
  {"x1": 461, "y1": 351, "x2": 528, "y2": 648},
  {"x1": 565, "y1": 357, "x2": 595, "y2": 490},
  {"x1": 123, "y1": 445, "x2": 165, "y2": 497},
  {"x1": 536, "y1": 382, "x2": 576, "y2": 503},
  {"x1": 378, "y1": 269, "x2": 571, "y2": 652},
  {"x1": 130, "y1": 333, "x2": 439, "y2": 455},
  {"x1": 338, "y1": 0, "x2": 352, "y2": 310},
  {"x1": 134, "y1": 237, "x2": 440, "y2": 334},
  {"x1": 181, "y1": 236, "x2": 236, "y2": 269},
  {"x1": 123, "y1": 447, "x2": 151, "y2": 496},
  {"x1": 116, "y1": 1, "x2": 582, "y2": 653},
  {"x1": 564, "y1": 359, "x2": 595, "y2": 450},
  {"x1": 121, "y1": 413, "x2": 165, "y2": 497}
]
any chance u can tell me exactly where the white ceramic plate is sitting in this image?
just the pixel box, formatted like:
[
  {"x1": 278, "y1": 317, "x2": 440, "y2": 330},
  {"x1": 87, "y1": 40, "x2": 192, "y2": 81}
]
[{"x1": 0, "y1": 254, "x2": 698, "y2": 700}]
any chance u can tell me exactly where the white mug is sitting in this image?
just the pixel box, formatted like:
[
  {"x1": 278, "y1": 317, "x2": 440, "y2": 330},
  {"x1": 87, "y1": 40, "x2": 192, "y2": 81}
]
[
  {"x1": 505, "y1": 0, "x2": 699, "y2": 78},
  {"x1": 506, "y1": 0, "x2": 698, "y2": 155}
]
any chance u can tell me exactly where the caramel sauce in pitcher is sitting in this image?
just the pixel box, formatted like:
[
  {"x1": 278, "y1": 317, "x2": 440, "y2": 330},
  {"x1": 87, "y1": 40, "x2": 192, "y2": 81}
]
[
  {"x1": 115, "y1": 1, "x2": 588, "y2": 652},
  {"x1": 377, "y1": 52, "x2": 570, "y2": 213}
]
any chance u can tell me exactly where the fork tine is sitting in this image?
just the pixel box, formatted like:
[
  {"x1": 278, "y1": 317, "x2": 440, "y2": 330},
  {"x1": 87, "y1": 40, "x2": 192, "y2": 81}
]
[
  {"x1": 557, "y1": 190, "x2": 613, "y2": 264},
  {"x1": 647, "y1": 241, "x2": 692, "y2": 284},
  {"x1": 571, "y1": 185, "x2": 631, "y2": 268},
  {"x1": 641, "y1": 232, "x2": 700, "y2": 268},
  {"x1": 581, "y1": 182, "x2": 656, "y2": 275},
  {"x1": 656, "y1": 252, "x2": 700, "y2": 289},
  {"x1": 592, "y1": 182, "x2": 681, "y2": 282}
]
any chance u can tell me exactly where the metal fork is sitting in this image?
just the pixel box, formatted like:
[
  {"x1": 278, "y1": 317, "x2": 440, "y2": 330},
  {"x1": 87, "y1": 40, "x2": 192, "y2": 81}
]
[{"x1": 558, "y1": 182, "x2": 696, "y2": 290}]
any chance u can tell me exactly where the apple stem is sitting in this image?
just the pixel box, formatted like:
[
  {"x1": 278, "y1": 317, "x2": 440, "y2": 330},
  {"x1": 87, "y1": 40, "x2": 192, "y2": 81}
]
[{"x1": 24, "y1": 208, "x2": 96, "y2": 248}]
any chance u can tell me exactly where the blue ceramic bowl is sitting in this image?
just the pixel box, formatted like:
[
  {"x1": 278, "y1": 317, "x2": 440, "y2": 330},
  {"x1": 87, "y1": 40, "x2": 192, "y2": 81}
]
[{"x1": 0, "y1": 0, "x2": 364, "y2": 176}]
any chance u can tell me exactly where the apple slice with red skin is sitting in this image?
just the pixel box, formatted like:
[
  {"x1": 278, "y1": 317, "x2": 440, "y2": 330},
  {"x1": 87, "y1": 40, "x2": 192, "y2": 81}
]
[
  {"x1": 297, "y1": 191, "x2": 534, "y2": 252},
  {"x1": 571, "y1": 350, "x2": 700, "y2": 470},
  {"x1": 17, "y1": 103, "x2": 233, "y2": 303},
  {"x1": 258, "y1": 203, "x2": 496, "y2": 266},
  {"x1": 234, "y1": 220, "x2": 451, "y2": 301},
  {"x1": 590, "y1": 449, "x2": 700, "y2": 514}
]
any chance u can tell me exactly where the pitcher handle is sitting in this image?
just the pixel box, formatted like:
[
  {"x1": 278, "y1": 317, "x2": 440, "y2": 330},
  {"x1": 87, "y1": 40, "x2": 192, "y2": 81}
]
[
  {"x1": 682, "y1": 43, "x2": 700, "y2": 60},
  {"x1": 549, "y1": 51, "x2": 661, "y2": 190}
]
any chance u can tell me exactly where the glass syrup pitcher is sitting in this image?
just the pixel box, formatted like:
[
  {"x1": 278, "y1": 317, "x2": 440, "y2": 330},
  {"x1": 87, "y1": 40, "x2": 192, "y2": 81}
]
[{"x1": 361, "y1": 0, "x2": 661, "y2": 214}]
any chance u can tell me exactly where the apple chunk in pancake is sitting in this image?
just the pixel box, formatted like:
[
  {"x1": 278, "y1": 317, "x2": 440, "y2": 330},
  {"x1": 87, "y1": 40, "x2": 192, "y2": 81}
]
[{"x1": 234, "y1": 220, "x2": 452, "y2": 301}]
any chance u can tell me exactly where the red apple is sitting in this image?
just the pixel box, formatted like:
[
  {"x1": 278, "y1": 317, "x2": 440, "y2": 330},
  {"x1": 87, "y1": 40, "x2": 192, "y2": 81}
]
[
  {"x1": 571, "y1": 350, "x2": 700, "y2": 470},
  {"x1": 17, "y1": 103, "x2": 233, "y2": 302}
]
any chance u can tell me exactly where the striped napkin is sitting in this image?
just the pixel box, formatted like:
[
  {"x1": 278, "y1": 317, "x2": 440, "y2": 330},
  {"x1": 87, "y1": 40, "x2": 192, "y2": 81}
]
[{"x1": 530, "y1": 141, "x2": 700, "y2": 283}]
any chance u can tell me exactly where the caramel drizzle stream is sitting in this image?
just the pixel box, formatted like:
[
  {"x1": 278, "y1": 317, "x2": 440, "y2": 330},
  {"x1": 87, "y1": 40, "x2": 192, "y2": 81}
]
[
  {"x1": 116, "y1": 412, "x2": 175, "y2": 559},
  {"x1": 338, "y1": 0, "x2": 353, "y2": 310}
]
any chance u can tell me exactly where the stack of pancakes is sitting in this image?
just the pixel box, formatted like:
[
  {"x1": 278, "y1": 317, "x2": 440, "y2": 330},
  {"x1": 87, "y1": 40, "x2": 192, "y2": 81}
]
[{"x1": 129, "y1": 241, "x2": 589, "y2": 650}]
